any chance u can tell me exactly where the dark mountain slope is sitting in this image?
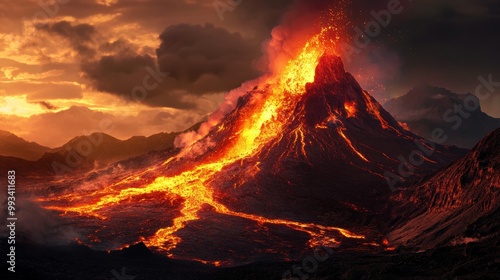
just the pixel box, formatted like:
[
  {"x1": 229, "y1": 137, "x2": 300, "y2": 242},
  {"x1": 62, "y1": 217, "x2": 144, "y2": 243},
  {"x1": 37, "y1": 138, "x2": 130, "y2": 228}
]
[
  {"x1": 0, "y1": 130, "x2": 50, "y2": 160},
  {"x1": 387, "y1": 128, "x2": 500, "y2": 249}
]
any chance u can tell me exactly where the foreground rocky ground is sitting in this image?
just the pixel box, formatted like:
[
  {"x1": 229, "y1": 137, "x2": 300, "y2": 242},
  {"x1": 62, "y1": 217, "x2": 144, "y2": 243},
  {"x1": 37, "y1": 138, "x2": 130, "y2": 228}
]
[{"x1": 2, "y1": 237, "x2": 498, "y2": 280}]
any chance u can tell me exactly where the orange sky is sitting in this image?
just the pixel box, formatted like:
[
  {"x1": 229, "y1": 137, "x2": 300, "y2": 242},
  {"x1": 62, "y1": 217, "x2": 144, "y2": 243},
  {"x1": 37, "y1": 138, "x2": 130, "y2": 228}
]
[
  {"x1": 1, "y1": 0, "x2": 499, "y2": 147},
  {"x1": 0, "y1": 0, "x2": 246, "y2": 147}
]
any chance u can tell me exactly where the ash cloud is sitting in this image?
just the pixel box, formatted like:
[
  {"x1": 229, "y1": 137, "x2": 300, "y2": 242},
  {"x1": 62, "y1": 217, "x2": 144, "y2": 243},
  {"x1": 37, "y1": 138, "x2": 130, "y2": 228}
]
[
  {"x1": 156, "y1": 24, "x2": 261, "y2": 95},
  {"x1": 80, "y1": 24, "x2": 261, "y2": 109},
  {"x1": 173, "y1": 0, "x2": 349, "y2": 151}
]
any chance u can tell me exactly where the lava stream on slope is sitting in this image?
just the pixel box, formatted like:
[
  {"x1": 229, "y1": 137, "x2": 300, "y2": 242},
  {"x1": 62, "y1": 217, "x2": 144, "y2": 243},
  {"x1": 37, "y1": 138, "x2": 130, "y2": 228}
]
[{"x1": 36, "y1": 30, "x2": 374, "y2": 264}]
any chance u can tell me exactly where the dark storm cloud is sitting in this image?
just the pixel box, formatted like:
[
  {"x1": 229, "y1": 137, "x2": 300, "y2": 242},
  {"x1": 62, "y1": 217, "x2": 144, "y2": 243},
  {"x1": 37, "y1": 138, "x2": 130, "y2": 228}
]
[
  {"x1": 156, "y1": 24, "x2": 261, "y2": 95},
  {"x1": 372, "y1": 0, "x2": 500, "y2": 116},
  {"x1": 98, "y1": 39, "x2": 135, "y2": 54},
  {"x1": 81, "y1": 24, "x2": 262, "y2": 109},
  {"x1": 389, "y1": 0, "x2": 500, "y2": 64},
  {"x1": 80, "y1": 53, "x2": 191, "y2": 108},
  {"x1": 36, "y1": 21, "x2": 97, "y2": 57},
  {"x1": 14, "y1": 0, "x2": 349, "y2": 110},
  {"x1": 214, "y1": 0, "x2": 294, "y2": 34},
  {"x1": 76, "y1": 0, "x2": 337, "y2": 109}
]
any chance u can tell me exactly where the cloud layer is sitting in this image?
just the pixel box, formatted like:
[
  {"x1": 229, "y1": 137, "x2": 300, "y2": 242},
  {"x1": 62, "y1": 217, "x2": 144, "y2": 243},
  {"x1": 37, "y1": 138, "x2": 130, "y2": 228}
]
[
  {"x1": 81, "y1": 24, "x2": 261, "y2": 109},
  {"x1": 0, "y1": 0, "x2": 499, "y2": 148}
]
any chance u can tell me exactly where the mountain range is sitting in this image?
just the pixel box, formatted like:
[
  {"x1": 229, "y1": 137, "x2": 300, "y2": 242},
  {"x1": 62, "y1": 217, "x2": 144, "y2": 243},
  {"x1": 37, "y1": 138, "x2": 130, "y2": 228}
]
[
  {"x1": 0, "y1": 130, "x2": 51, "y2": 160},
  {"x1": 0, "y1": 124, "x2": 200, "y2": 177},
  {"x1": 384, "y1": 85, "x2": 500, "y2": 148}
]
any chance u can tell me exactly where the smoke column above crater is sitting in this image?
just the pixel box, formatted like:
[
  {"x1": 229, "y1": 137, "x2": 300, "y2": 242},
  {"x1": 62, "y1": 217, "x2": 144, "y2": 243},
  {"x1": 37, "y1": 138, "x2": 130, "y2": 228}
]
[{"x1": 174, "y1": 0, "x2": 352, "y2": 152}]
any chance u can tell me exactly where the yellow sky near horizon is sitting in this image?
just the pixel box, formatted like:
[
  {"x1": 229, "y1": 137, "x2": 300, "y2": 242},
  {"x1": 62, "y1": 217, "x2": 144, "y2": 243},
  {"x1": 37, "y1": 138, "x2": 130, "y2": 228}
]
[{"x1": 0, "y1": 0, "x2": 229, "y2": 146}]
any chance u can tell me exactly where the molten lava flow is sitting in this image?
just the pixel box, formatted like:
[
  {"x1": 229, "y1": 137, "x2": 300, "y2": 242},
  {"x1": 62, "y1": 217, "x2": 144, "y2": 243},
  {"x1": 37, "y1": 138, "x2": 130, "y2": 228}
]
[
  {"x1": 38, "y1": 30, "x2": 369, "y2": 264},
  {"x1": 278, "y1": 37, "x2": 324, "y2": 94},
  {"x1": 338, "y1": 128, "x2": 369, "y2": 162},
  {"x1": 220, "y1": 28, "x2": 334, "y2": 161},
  {"x1": 361, "y1": 90, "x2": 390, "y2": 129},
  {"x1": 344, "y1": 102, "x2": 357, "y2": 118}
]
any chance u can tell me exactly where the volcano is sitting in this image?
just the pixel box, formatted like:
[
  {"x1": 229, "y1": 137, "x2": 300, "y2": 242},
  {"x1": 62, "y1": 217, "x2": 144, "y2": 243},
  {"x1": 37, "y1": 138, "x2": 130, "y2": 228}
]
[
  {"x1": 35, "y1": 51, "x2": 465, "y2": 265},
  {"x1": 208, "y1": 55, "x2": 463, "y2": 221}
]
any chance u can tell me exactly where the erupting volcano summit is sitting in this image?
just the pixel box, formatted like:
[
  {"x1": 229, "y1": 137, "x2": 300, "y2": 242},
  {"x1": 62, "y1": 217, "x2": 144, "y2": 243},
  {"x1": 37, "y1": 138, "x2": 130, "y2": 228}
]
[{"x1": 37, "y1": 37, "x2": 463, "y2": 265}]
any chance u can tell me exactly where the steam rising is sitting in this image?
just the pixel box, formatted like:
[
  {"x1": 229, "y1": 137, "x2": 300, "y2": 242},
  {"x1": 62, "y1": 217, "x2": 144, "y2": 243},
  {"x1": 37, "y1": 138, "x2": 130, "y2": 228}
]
[
  {"x1": 174, "y1": 79, "x2": 260, "y2": 155},
  {"x1": 174, "y1": 0, "x2": 350, "y2": 152},
  {"x1": 1, "y1": 197, "x2": 80, "y2": 245}
]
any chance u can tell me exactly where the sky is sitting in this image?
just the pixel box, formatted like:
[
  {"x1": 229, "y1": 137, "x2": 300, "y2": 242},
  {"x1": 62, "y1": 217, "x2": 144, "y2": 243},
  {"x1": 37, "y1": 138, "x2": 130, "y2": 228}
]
[{"x1": 0, "y1": 0, "x2": 499, "y2": 147}]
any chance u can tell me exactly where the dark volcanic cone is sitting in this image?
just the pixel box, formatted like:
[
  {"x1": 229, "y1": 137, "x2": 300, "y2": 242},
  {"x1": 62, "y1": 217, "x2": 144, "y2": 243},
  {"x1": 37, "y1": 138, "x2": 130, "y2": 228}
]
[
  {"x1": 30, "y1": 55, "x2": 468, "y2": 265},
  {"x1": 208, "y1": 55, "x2": 464, "y2": 226}
]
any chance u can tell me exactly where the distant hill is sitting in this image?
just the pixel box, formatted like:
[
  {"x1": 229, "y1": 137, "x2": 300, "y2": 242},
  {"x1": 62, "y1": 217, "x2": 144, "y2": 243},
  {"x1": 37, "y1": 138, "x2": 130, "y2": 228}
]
[
  {"x1": 0, "y1": 123, "x2": 201, "y2": 176},
  {"x1": 0, "y1": 130, "x2": 51, "y2": 161},
  {"x1": 384, "y1": 85, "x2": 500, "y2": 148},
  {"x1": 45, "y1": 131, "x2": 179, "y2": 168}
]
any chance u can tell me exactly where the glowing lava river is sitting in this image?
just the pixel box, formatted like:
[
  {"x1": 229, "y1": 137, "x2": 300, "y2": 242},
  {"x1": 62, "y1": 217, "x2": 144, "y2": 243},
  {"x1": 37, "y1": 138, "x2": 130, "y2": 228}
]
[{"x1": 34, "y1": 29, "x2": 381, "y2": 265}]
